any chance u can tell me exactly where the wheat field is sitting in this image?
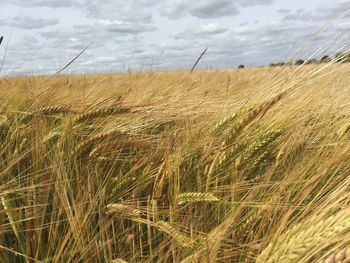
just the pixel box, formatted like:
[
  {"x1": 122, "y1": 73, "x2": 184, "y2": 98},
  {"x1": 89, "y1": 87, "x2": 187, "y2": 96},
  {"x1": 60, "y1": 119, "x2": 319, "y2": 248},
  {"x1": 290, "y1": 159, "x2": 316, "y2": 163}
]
[{"x1": 0, "y1": 62, "x2": 349, "y2": 262}]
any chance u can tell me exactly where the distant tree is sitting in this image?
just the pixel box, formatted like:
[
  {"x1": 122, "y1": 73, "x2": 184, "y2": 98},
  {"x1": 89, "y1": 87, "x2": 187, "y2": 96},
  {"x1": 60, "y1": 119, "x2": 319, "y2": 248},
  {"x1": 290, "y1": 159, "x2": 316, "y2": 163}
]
[
  {"x1": 238, "y1": 64, "x2": 245, "y2": 69},
  {"x1": 0, "y1": 36, "x2": 3, "y2": 46},
  {"x1": 320, "y1": 55, "x2": 331, "y2": 63},
  {"x1": 335, "y1": 51, "x2": 350, "y2": 63},
  {"x1": 345, "y1": 52, "x2": 350, "y2": 63},
  {"x1": 270, "y1": 62, "x2": 286, "y2": 67},
  {"x1": 335, "y1": 52, "x2": 344, "y2": 62},
  {"x1": 305, "y1": 58, "x2": 319, "y2": 64},
  {"x1": 295, "y1": 59, "x2": 304, "y2": 65}
]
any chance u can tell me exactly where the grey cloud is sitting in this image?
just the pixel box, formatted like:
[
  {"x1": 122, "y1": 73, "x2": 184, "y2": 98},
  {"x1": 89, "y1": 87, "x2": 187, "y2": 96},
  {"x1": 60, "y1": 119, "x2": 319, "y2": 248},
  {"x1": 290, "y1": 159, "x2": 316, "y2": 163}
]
[
  {"x1": 277, "y1": 8, "x2": 291, "y2": 14},
  {"x1": 0, "y1": 16, "x2": 59, "y2": 29},
  {"x1": 129, "y1": 48, "x2": 145, "y2": 55},
  {"x1": 160, "y1": 0, "x2": 239, "y2": 19}
]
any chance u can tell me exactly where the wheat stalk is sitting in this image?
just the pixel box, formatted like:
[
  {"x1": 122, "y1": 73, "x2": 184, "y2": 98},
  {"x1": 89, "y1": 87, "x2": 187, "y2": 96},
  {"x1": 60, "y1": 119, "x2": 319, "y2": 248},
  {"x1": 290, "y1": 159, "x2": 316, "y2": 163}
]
[
  {"x1": 89, "y1": 139, "x2": 153, "y2": 158},
  {"x1": 0, "y1": 115, "x2": 9, "y2": 141},
  {"x1": 1, "y1": 195, "x2": 25, "y2": 253}
]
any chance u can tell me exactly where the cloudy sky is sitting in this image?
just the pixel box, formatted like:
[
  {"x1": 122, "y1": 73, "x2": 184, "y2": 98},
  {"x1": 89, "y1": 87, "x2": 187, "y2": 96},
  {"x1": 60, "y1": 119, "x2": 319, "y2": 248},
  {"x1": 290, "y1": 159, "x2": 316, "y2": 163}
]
[{"x1": 0, "y1": 0, "x2": 349, "y2": 76}]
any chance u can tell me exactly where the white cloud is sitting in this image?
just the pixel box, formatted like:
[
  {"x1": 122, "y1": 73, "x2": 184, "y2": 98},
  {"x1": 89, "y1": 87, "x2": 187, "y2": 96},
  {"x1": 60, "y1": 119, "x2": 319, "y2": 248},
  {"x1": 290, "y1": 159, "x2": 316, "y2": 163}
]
[
  {"x1": 174, "y1": 23, "x2": 228, "y2": 40},
  {"x1": 160, "y1": 0, "x2": 239, "y2": 19},
  {"x1": 0, "y1": 0, "x2": 348, "y2": 75},
  {"x1": 86, "y1": 0, "x2": 157, "y2": 23},
  {"x1": 0, "y1": 16, "x2": 59, "y2": 29},
  {"x1": 0, "y1": 0, "x2": 89, "y2": 7},
  {"x1": 236, "y1": 0, "x2": 273, "y2": 7},
  {"x1": 160, "y1": 0, "x2": 274, "y2": 19},
  {"x1": 97, "y1": 20, "x2": 157, "y2": 34}
]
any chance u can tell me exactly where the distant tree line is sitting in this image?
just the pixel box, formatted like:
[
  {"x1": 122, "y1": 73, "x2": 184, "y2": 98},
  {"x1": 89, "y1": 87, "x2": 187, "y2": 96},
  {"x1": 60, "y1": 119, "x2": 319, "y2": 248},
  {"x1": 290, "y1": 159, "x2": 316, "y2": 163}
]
[
  {"x1": 237, "y1": 51, "x2": 350, "y2": 69},
  {"x1": 269, "y1": 51, "x2": 350, "y2": 67}
]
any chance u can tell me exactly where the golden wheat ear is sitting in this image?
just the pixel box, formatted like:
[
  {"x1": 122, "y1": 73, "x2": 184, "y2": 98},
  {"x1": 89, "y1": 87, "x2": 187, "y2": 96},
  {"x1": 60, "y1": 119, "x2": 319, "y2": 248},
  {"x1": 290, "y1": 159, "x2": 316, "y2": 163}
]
[
  {"x1": 156, "y1": 221, "x2": 195, "y2": 249},
  {"x1": 111, "y1": 259, "x2": 128, "y2": 263},
  {"x1": 177, "y1": 192, "x2": 219, "y2": 205},
  {"x1": 257, "y1": 209, "x2": 350, "y2": 263}
]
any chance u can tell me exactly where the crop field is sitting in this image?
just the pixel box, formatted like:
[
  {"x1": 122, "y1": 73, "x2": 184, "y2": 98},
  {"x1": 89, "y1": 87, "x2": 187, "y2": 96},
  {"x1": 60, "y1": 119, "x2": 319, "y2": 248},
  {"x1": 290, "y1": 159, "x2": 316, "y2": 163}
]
[{"x1": 0, "y1": 62, "x2": 350, "y2": 262}]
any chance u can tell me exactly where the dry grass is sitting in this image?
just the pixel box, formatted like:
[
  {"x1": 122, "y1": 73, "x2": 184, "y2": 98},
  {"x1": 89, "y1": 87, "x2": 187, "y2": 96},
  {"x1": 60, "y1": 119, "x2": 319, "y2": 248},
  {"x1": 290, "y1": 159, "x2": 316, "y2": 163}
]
[{"x1": 0, "y1": 63, "x2": 349, "y2": 262}]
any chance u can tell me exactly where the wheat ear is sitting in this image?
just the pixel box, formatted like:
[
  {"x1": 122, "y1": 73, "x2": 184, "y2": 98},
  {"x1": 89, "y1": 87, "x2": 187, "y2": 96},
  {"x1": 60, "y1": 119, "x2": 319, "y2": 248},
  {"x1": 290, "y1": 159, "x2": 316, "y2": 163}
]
[
  {"x1": 211, "y1": 112, "x2": 237, "y2": 134},
  {"x1": 73, "y1": 129, "x2": 124, "y2": 156},
  {"x1": 319, "y1": 247, "x2": 350, "y2": 263},
  {"x1": 224, "y1": 90, "x2": 287, "y2": 146},
  {"x1": 106, "y1": 203, "x2": 141, "y2": 218},
  {"x1": 177, "y1": 192, "x2": 219, "y2": 205},
  {"x1": 256, "y1": 208, "x2": 350, "y2": 263},
  {"x1": 111, "y1": 259, "x2": 128, "y2": 263},
  {"x1": 156, "y1": 220, "x2": 194, "y2": 248},
  {"x1": 337, "y1": 123, "x2": 350, "y2": 139},
  {"x1": 73, "y1": 107, "x2": 129, "y2": 124},
  {"x1": 22, "y1": 105, "x2": 70, "y2": 123}
]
